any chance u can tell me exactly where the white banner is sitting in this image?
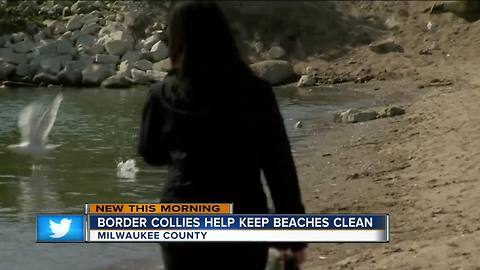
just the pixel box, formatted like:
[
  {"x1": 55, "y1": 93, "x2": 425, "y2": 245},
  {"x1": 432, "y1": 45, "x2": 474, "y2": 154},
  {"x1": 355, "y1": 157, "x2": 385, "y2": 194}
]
[{"x1": 88, "y1": 229, "x2": 388, "y2": 242}]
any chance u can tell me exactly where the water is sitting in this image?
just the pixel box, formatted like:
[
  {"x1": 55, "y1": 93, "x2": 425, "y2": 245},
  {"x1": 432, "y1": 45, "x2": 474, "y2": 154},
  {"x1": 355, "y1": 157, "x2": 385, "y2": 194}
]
[{"x1": 0, "y1": 85, "x2": 374, "y2": 270}]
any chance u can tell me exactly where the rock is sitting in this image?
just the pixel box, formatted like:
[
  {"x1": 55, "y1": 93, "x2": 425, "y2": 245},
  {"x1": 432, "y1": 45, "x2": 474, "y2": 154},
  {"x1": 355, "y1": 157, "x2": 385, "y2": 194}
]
[
  {"x1": 377, "y1": 106, "x2": 405, "y2": 118},
  {"x1": 134, "y1": 59, "x2": 153, "y2": 71},
  {"x1": 86, "y1": 42, "x2": 105, "y2": 55},
  {"x1": 105, "y1": 40, "x2": 130, "y2": 55},
  {"x1": 152, "y1": 58, "x2": 171, "y2": 72},
  {"x1": 150, "y1": 41, "x2": 169, "y2": 62},
  {"x1": 11, "y1": 40, "x2": 34, "y2": 54},
  {"x1": 143, "y1": 34, "x2": 161, "y2": 51},
  {"x1": 146, "y1": 70, "x2": 167, "y2": 81},
  {"x1": 369, "y1": 38, "x2": 404, "y2": 54},
  {"x1": 16, "y1": 63, "x2": 35, "y2": 78},
  {"x1": 249, "y1": 60, "x2": 295, "y2": 85},
  {"x1": 98, "y1": 22, "x2": 126, "y2": 38},
  {"x1": 118, "y1": 60, "x2": 133, "y2": 73},
  {"x1": 62, "y1": 6, "x2": 71, "y2": 17},
  {"x1": 33, "y1": 72, "x2": 59, "y2": 84},
  {"x1": 82, "y1": 13, "x2": 99, "y2": 25},
  {"x1": 265, "y1": 46, "x2": 285, "y2": 59},
  {"x1": 130, "y1": 68, "x2": 150, "y2": 84},
  {"x1": 95, "y1": 54, "x2": 120, "y2": 64},
  {"x1": 56, "y1": 40, "x2": 76, "y2": 55},
  {"x1": 81, "y1": 23, "x2": 101, "y2": 35},
  {"x1": 76, "y1": 34, "x2": 96, "y2": 48},
  {"x1": 297, "y1": 74, "x2": 316, "y2": 87},
  {"x1": 40, "y1": 55, "x2": 73, "y2": 74},
  {"x1": 46, "y1": 20, "x2": 67, "y2": 37},
  {"x1": 0, "y1": 53, "x2": 30, "y2": 65},
  {"x1": 101, "y1": 74, "x2": 132, "y2": 88},
  {"x1": 34, "y1": 42, "x2": 57, "y2": 56},
  {"x1": 82, "y1": 64, "x2": 115, "y2": 85},
  {"x1": 0, "y1": 61, "x2": 16, "y2": 80},
  {"x1": 58, "y1": 60, "x2": 89, "y2": 85},
  {"x1": 121, "y1": 50, "x2": 141, "y2": 62},
  {"x1": 11, "y1": 32, "x2": 27, "y2": 43},
  {"x1": 336, "y1": 109, "x2": 378, "y2": 123},
  {"x1": 66, "y1": 15, "x2": 84, "y2": 31},
  {"x1": 0, "y1": 48, "x2": 13, "y2": 56},
  {"x1": 71, "y1": 1, "x2": 95, "y2": 14}
]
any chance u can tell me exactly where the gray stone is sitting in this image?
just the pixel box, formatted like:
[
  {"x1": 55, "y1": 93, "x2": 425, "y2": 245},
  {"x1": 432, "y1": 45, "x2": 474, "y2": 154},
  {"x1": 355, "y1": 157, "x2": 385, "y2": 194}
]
[
  {"x1": 0, "y1": 61, "x2": 16, "y2": 80},
  {"x1": 152, "y1": 58, "x2": 171, "y2": 72},
  {"x1": 124, "y1": 11, "x2": 141, "y2": 27},
  {"x1": 40, "y1": 55, "x2": 73, "y2": 74},
  {"x1": 11, "y1": 40, "x2": 34, "y2": 54},
  {"x1": 377, "y1": 106, "x2": 405, "y2": 118},
  {"x1": 150, "y1": 41, "x2": 168, "y2": 62},
  {"x1": 130, "y1": 68, "x2": 149, "y2": 84},
  {"x1": 118, "y1": 60, "x2": 133, "y2": 73},
  {"x1": 59, "y1": 60, "x2": 89, "y2": 85},
  {"x1": 336, "y1": 109, "x2": 378, "y2": 123},
  {"x1": 0, "y1": 53, "x2": 30, "y2": 65},
  {"x1": 33, "y1": 72, "x2": 59, "y2": 84},
  {"x1": 95, "y1": 54, "x2": 120, "y2": 64},
  {"x1": 81, "y1": 23, "x2": 101, "y2": 35},
  {"x1": 249, "y1": 60, "x2": 295, "y2": 85},
  {"x1": 297, "y1": 74, "x2": 316, "y2": 87},
  {"x1": 143, "y1": 34, "x2": 161, "y2": 51},
  {"x1": 16, "y1": 63, "x2": 35, "y2": 78},
  {"x1": 105, "y1": 40, "x2": 130, "y2": 55},
  {"x1": 101, "y1": 74, "x2": 132, "y2": 88},
  {"x1": 146, "y1": 70, "x2": 167, "y2": 82},
  {"x1": 134, "y1": 59, "x2": 153, "y2": 71},
  {"x1": 82, "y1": 64, "x2": 115, "y2": 85},
  {"x1": 66, "y1": 15, "x2": 84, "y2": 31},
  {"x1": 369, "y1": 38, "x2": 404, "y2": 54},
  {"x1": 265, "y1": 46, "x2": 285, "y2": 59},
  {"x1": 76, "y1": 34, "x2": 96, "y2": 48},
  {"x1": 121, "y1": 50, "x2": 141, "y2": 62},
  {"x1": 56, "y1": 40, "x2": 76, "y2": 55},
  {"x1": 86, "y1": 42, "x2": 105, "y2": 55},
  {"x1": 11, "y1": 32, "x2": 27, "y2": 43}
]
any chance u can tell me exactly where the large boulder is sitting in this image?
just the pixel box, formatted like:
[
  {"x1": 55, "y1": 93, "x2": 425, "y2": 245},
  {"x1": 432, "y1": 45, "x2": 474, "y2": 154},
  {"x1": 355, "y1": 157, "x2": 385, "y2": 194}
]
[
  {"x1": 12, "y1": 40, "x2": 34, "y2": 54},
  {"x1": 152, "y1": 58, "x2": 171, "y2": 72},
  {"x1": 59, "y1": 60, "x2": 89, "y2": 85},
  {"x1": 16, "y1": 63, "x2": 35, "y2": 78},
  {"x1": 130, "y1": 68, "x2": 150, "y2": 84},
  {"x1": 0, "y1": 53, "x2": 30, "y2": 65},
  {"x1": 249, "y1": 60, "x2": 295, "y2": 85},
  {"x1": 82, "y1": 64, "x2": 115, "y2": 85},
  {"x1": 101, "y1": 73, "x2": 132, "y2": 88},
  {"x1": 0, "y1": 61, "x2": 16, "y2": 80},
  {"x1": 121, "y1": 50, "x2": 141, "y2": 62},
  {"x1": 81, "y1": 23, "x2": 101, "y2": 35},
  {"x1": 40, "y1": 55, "x2": 73, "y2": 74},
  {"x1": 95, "y1": 54, "x2": 120, "y2": 64},
  {"x1": 134, "y1": 59, "x2": 153, "y2": 71},
  {"x1": 76, "y1": 34, "x2": 96, "y2": 48},
  {"x1": 143, "y1": 34, "x2": 161, "y2": 51},
  {"x1": 66, "y1": 15, "x2": 84, "y2": 31},
  {"x1": 105, "y1": 40, "x2": 130, "y2": 55},
  {"x1": 150, "y1": 41, "x2": 168, "y2": 62},
  {"x1": 146, "y1": 70, "x2": 167, "y2": 82},
  {"x1": 56, "y1": 40, "x2": 76, "y2": 56},
  {"x1": 33, "y1": 72, "x2": 59, "y2": 84}
]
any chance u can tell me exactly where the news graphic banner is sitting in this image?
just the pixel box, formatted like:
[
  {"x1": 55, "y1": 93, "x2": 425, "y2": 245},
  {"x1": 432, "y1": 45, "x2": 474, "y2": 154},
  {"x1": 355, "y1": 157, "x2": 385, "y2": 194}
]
[{"x1": 36, "y1": 203, "x2": 389, "y2": 243}]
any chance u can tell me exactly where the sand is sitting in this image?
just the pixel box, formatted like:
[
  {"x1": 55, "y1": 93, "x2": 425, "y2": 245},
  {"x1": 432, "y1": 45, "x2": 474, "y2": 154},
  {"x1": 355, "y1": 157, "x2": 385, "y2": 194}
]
[{"x1": 295, "y1": 2, "x2": 480, "y2": 268}]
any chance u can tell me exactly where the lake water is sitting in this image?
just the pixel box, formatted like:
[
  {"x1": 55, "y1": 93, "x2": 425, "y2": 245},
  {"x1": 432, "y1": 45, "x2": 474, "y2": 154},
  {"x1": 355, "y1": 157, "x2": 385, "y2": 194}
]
[{"x1": 0, "y1": 85, "x2": 374, "y2": 270}]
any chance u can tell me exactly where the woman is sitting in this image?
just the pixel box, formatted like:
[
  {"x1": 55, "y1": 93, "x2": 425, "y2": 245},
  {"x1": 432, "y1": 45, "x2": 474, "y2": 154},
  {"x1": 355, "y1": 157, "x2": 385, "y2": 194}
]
[{"x1": 138, "y1": 2, "x2": 306, "y2": 269}]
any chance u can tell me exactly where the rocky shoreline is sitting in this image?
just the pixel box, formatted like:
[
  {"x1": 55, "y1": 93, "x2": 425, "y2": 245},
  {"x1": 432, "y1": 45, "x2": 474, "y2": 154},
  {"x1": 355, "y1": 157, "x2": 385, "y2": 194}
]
[{"x1": 0, "y1": 1, "x2": 306, "y2": 89}]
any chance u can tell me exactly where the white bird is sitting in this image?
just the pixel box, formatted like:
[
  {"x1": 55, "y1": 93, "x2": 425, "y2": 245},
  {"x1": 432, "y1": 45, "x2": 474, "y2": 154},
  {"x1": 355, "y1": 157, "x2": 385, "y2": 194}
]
[
  {"x1": 7, "y1": 93, "x2": 63, "y2": 160},
  {"x1": 49, "y1": 218, "x2": 72, "y2": 238},
  {"x1": 116, "y1": 158, "x2": 139, "y2": 179}
]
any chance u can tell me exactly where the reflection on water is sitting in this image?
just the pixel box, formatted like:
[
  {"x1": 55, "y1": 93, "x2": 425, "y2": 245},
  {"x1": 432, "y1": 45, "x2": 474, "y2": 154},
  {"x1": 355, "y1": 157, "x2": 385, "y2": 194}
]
[{"x1": 0, "y1": 85, "x2": 373, "y2": 269}]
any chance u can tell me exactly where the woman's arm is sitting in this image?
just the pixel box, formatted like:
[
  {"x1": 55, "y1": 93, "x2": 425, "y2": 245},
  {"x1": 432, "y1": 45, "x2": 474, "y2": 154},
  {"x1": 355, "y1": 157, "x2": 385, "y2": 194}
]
[
  {"x1": 260, "y1": 83, "x2": 306, "y2": 251},
  {"x1": 138, "y1": 88, "x2": 170, "y2": 166}
]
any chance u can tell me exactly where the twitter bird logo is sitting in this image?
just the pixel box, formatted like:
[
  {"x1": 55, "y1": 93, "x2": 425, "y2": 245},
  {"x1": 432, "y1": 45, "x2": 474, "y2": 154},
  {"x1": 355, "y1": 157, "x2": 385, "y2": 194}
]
[
  {"x1": 49, "y1": 218, "x2": 72, "y2": 238},
  {"x1": 37, "y1": 215, "x2": 84, "y2": 242}
]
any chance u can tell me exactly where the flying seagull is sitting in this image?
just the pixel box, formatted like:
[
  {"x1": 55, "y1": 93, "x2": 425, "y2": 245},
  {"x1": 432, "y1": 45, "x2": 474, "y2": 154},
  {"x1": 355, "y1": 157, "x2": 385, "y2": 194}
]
[{"x1": 7, "y1": 92, "x2": 64, "y2": 160}]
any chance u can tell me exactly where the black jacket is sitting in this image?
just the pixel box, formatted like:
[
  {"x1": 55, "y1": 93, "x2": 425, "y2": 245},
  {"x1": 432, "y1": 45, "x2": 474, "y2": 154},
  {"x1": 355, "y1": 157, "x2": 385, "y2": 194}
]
[{"x1": 138, "y1": 71, "x2": 305, "y2": 249}]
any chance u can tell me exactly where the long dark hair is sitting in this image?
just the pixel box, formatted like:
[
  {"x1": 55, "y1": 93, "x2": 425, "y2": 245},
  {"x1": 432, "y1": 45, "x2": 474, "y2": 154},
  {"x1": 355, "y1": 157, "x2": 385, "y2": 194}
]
[{"x1": 168, "y1": 1, "x2": 251, "y2": 83}]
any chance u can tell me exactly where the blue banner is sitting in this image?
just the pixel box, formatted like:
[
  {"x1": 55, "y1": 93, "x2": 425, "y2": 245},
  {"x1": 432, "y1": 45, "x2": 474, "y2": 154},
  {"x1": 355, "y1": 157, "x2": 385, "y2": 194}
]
[{"x1": 89, "y1": 214, "x2": 387, "y2": 230}]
